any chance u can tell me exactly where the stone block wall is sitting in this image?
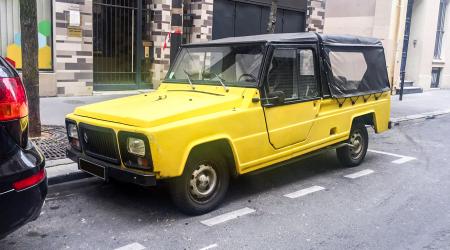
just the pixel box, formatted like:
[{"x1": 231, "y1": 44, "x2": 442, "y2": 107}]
[
  {"x1": 54, "y1": 0, "x2": 93, "y2": 96},
  {"x1": 149, "y1": 0, "x2": 215, "y2": 87},
  {"x1": 184, "y1": 0, "x2": 214, "y2": 43},
  {"x1": 149, "y1": 0, "x2": 173, "y2": 87},
  {"x1": 307, "y1": 0, "x2": 326, "y2": 33}
]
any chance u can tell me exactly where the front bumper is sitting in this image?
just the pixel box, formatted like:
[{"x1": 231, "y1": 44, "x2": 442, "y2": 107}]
[{"x1": 66, "y1": 147, "x2": 156, "y2": 187}]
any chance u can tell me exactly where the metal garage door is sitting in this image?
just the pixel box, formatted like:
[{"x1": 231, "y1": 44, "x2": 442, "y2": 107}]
[{"x1": 212, "y1": 0, "x2": 307, "y2": 40}]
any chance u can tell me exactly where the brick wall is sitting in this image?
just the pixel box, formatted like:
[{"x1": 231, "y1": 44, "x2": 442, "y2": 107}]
[{"x1": 54, "y1": 0, "x2": 93, "y2": 96}]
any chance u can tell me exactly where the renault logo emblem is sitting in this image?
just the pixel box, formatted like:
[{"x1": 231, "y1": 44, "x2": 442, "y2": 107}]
[{"x1": 83, "y1": 132, "x2": 88, "y2": 143}]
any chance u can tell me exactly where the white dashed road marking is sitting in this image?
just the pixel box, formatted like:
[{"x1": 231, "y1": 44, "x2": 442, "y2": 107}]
[
  {"x1": 284, "y1": 185, "x2": 325, "y2": 199},
  {"x1": 344, "y1": 169, "x2": 374, "y2": 179},
  {"x1": 201, "y1": 207, "x2": 255, "y2": 226},
  {"x1": 199, "y1": 243, "x2": 218, "y2": 250},
  {"x1": 368, "y1": 149, "x2": 416, "y2": 164},
  {"x1": 114, "y1": 242, "x2": 146, "y2": 250}
]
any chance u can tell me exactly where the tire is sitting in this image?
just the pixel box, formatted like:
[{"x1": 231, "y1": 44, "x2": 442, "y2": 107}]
[
  {"x1": 336, "y1": 123, "x2": 369, "y2": 167},
  {"x1": 169, "y1": 151, "x2": 230, "y2": 215}
]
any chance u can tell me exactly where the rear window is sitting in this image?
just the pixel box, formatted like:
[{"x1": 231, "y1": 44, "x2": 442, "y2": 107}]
[
  {"x1": 324, "y1": 46, "x2": 390, "y2": 98},
  {"x1": 0, "y1": 58, "x2": 16, "y2": 78}
]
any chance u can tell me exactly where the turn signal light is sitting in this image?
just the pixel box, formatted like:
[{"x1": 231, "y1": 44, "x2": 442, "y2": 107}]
[
  {"x1": 0, "y1": 77, "x2": 28, "y2": 121},
  {"x1": 12, "y1": 168, "x2": 46, "y2": 191}
]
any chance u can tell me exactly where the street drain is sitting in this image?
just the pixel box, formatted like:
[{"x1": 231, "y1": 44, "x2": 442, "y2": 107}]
[{"x1": 31, "y1": 125, "x2": 68, "y2": 160}]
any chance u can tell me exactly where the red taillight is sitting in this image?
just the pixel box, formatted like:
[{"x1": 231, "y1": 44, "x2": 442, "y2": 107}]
[
  {"x1": 12, "y1": 168, "x2": 46, "y2": 191},
  {"x1": 0, "y1": 77, "x2": 28, "y2": 121}
]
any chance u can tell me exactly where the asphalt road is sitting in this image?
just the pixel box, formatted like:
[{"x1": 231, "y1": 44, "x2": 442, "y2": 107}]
[{"x1": 2, "y1": 115, "x2": 450, "y2": 250}]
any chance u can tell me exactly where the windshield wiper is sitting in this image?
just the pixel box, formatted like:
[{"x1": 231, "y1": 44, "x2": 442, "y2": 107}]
[
  {"x1": 183, "y1": 69, "x2": 195, "y2": 90},
  {"x1": 211, "y1": 72, "x2": 229, "y2": 92}
]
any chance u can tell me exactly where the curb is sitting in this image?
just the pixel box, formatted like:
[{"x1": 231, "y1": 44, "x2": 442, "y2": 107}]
[
  {"x1": 390, "y1": 109, "x2": 450, "y2": 126},
  {"x1": 46, "y1": 158, "x2": 74, "y2": 168},
  {"x1": 46, "y1": 162, "x2": 91, "y2": 186}
]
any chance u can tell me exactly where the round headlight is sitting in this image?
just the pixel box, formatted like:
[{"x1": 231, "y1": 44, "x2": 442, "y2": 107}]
[{"x1": 127, "y1": 137, "x2": 145, "y2": 157}]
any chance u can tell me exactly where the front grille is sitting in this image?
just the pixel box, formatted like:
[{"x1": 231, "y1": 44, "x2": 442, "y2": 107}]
[{"x1": 79, "y1": 123, "x2": 120, "y2": 164}]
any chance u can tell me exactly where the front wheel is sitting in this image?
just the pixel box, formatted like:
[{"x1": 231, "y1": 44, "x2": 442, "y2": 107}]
[
  {"x1": 169, "y1": 152, "x2": 230, "y2": 215},
  {"x1": 336, "y1": 123, "x2": 369, "y2": 167}
]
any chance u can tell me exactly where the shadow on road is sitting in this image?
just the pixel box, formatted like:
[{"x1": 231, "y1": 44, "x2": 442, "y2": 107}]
[{"x1": 45, "y1": 148, "x2": 378, "y2": 224}]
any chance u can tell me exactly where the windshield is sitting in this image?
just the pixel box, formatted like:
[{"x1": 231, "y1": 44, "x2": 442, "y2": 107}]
[{"x1": 165, "y1": 44, "x2": 265, "y2": 87}]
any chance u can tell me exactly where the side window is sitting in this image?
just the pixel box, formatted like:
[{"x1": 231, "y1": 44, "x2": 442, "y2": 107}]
[
  {"x1": 266, "y1": 48, "x2": 319, "y2": 103},
  {"x1": 328, "y1": 51, "x2": 367, "y2": 91},
  {"x1": 298, "y1": 49, "x2": 319, "y2": 99},
  {"x1": 267, "y1": 49, "x2": 297, "y2": 101}
]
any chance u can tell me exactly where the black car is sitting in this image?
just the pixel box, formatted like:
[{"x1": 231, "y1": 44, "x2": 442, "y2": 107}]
[{"x1": 0, "y1": 57, "x2": 47, "y2": 239}]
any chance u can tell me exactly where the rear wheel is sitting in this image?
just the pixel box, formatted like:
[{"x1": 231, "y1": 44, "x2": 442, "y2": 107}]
[
  {"x1": 169, "y1": 152, "x2": 229, "y2": 215},
  {"x1": 337, "y1": 123, "x2": 368, "y2": 167}
]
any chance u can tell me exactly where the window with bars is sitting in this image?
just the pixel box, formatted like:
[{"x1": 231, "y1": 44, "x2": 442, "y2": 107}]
[{"x1": 434, "y1": 0, "x2": 448, "y2": 59}]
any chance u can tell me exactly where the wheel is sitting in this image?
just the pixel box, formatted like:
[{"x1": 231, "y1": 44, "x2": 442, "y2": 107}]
[
  {"x1": 169, "y1": 151, "x2": 230, "y2": 215},
  {"x1": 336, "y1": 123, "x2": 369, "y2": 167}
]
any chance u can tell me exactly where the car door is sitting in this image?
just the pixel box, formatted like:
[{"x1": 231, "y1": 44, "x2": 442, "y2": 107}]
[{"x1": 262, "y1": 45, "x2": 321, "y2": 149}]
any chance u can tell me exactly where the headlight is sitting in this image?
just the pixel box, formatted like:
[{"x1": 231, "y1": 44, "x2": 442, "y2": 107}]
[
  {"x1": 67, "y1": 123, "x2": 78, "y2": 139},
  {"x1": 119, "y1": 132, "x2": 152, "y2": 170},
  {"x1": 127, "y1": 137, "x2": 145, "y2": 157},
  {"x1": 66, "y1": 120, "x2": 81, "y2": 150}
]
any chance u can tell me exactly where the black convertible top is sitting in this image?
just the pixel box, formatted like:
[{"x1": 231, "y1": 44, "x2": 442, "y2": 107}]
[
  {"x1": 185, "y1": 32, "x2": 383, "y2": 47},
  {"x1": 181, "y1": 32, "x2": 389, "y2": 98}
]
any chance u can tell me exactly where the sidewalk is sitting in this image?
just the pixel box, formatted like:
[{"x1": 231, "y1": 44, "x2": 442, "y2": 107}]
[
  {"x1": 390, "y1": 89, "x2": 450, "y2": 118},
  {"x1": 42, "y1": 89, "x2": 450, "y2": 185},
  {"x1": 40, "y1": 90, "x2": 145, "y2": 126}
]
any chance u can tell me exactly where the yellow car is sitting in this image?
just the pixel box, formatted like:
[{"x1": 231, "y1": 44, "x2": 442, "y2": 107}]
[{"x1": 66, "y1": 33, "x2": 391, "y2": 214}]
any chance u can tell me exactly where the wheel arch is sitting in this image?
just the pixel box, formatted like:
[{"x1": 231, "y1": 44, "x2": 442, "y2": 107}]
[
  {"x1": 181, "y1": 136, "x2": 239, "y2": 178},
  {"x1": 351, "y1": 111, "x2": 378, "y2": 132}
]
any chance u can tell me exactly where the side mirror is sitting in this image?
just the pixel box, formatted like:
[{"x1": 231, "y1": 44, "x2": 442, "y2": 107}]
[{"x1": 263, "y1": 91, "x2": 285, "y2": 105}]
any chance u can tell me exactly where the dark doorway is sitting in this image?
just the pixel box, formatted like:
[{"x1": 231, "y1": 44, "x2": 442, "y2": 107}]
[
  {"x1": 212, "y1": 0, "x2": 307, "y2": 40},
  {"x1": 93, "y1": 0, "x2": 152, "y2": 90},
  {"x1": 431, "y1": 68, "x2": 441, "y2": 88}
]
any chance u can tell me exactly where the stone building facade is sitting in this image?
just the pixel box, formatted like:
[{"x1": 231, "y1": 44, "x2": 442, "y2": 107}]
[
  {"x1": 324, "y1": 0, "x2": 450, "y2": 91},
  {"x1": 404, "y1": 0, "x2": 450, "y2": 90}
]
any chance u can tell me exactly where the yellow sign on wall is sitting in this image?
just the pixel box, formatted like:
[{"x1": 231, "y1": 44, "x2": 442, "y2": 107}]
[{"x1": 68, "y1": 27, "x2": 82, "y2": 38}]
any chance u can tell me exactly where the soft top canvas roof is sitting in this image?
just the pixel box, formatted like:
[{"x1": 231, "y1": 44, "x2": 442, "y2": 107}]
[{"x1": 185, "y1": 32, "x2": 382, "y2": 47}]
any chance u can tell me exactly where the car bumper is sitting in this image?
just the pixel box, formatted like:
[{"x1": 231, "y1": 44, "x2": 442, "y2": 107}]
[
  {"x1": 0, "y1": 178, "x2": 47, "y2": 239},
  {"x1": 66, "y1": 147, "x2": 157, "y2": 187},
  {"x1": 0, "y1": 143, "x2": 47, "y2": 239}
]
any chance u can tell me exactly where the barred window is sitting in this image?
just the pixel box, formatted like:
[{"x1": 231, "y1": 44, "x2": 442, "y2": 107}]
[{"x1": 434, "y1": 0, "x2": 448, "y2": 59}]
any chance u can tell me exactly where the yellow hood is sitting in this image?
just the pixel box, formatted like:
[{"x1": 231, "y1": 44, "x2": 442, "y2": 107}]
[{"x1": 73, "y1": 84, "x2": 248, "y2": 127}]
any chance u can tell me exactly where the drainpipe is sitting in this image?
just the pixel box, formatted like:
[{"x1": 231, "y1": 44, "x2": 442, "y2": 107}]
[
  {"x1": 399, "y1": 0, "x2": 415, "y2": 101},
  {"x1": 136, "y1": 0, "x2": 143, "y2": 88}
]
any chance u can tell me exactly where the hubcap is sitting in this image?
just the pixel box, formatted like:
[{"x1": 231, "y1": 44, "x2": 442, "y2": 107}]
[
  {"x1": 189, "y1": 164, "x2": 218, "y2": 199},
  {"x1": 350, "y1": 131, "x2": 364, "y2": 159}
]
